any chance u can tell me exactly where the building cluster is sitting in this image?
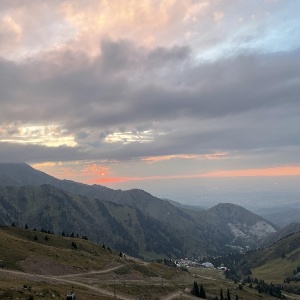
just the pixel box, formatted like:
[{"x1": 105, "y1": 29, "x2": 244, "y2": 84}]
[{"x1": 174, "y1": 257, "x2": 227, "y2": 270}]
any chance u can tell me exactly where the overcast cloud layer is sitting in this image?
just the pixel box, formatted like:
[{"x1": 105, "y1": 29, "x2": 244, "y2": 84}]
[{"x1": 0, "y1": 0, "x2": 300, "y2": 203}]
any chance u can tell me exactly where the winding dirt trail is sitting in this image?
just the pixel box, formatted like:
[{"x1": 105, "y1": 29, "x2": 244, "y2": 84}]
[
  {"x1": 55, "y1": 265, "x2": 124, "y2": 278},
  {"x1": 160, "y1": 290, "x2": 196, "y2": 300},
  {"x1": 0, "y1": 268, "x2": 132, "y2": 300},
  {"x1": 0, "y1": 266, "x2": 190, "y2": 300}
]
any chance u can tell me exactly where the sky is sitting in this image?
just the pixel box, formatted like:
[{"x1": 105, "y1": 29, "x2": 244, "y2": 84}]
[{"x1": 1, "y1": 0, "x2": 300, "y2": 207}]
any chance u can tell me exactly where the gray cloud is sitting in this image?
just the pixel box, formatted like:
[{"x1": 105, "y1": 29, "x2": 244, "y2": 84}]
[
  {"x1": 0, "y1": 142, "x2": 83, "y2": 163},
  {"x1": 0, "y1": 37, "x2": 300, "y2": 165}
]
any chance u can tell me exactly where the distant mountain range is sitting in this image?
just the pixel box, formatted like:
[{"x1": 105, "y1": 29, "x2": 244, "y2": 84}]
[
  {"x1": 257, "y1": 204, "x2": 300, "y2": 228},
  {"x1": 0, "y1": 163, "x2": 280, "y2": 259}
]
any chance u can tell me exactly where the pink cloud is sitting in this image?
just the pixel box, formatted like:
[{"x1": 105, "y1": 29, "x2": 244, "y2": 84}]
[{"x1": 90, "y1": 165, "x2": 300, "y2": 184}]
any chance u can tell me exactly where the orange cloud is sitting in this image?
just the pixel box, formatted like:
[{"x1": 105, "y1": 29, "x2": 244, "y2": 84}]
[
  {"x1": 31, "y1": 161, "x2": 111, "y2": 182},
  {"x1": 82, "y1": 164, "x2": 109, "y2": 177},
  {"x1": 204, "y1": 166, "x2": 300, "y2": 178},
  {"x1": 91, "y1": 166, "x2": 300, "y2": 184}
]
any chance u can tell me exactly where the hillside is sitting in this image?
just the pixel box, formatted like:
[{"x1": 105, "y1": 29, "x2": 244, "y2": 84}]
[
  {"x1": 0, "y1": 225, "x2": 182, "y2": 300},
  {"x1": 230, "y1": 230, "x2": 300, "y2": 285},
  {"x1": 0, "y1": 224, "x2": 122, "y2": 273},
  {"x1": 206, "y1": 203, "x2": 278, "y2": 247},
  {"x1": 203, "y1": 230, "x2": 300, "y2": 299},
  {"x1": 0, "y1": 184, "x2": 228, "y2": 258},
  {"x1": 0, "y1": 185, "x2": 185, "y2": 258},
  {"x1": 0, "y1": 163, "x2": 278, "y2": 258},
  {"x1": 0, "y1": 225, "x2": 285, "y2": 300},
  {"x1": 262, "y1": 222, "x2": 300, "y2": 246}
]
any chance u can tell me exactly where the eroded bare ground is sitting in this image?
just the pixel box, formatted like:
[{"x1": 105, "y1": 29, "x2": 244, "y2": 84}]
[
  {"x1": 16, "y1": 254, "x2": 123, "y2": 276},
  {"x1": 17, "y1": 255, "x2": 83, "y2": 276}
]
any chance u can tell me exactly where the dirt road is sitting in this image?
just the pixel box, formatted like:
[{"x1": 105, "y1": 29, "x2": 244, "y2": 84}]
[{"x1": 0, "y1": 268, "x2": 132, "y2": 300}]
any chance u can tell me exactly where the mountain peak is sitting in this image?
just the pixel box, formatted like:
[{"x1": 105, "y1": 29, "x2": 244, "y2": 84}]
[{"x1": 0, "y1": 162, "x2": 59, "y2": 186}]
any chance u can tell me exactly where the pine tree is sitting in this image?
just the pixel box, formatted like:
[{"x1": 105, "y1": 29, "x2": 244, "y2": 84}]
[
  {"x1": 227, "y1": 288, "x2": 231, "y2": 300},
  {"x1": 191, "y1": 281, "x2": 200, "y2": 297},
  {"x1": 199, "y1": 284, "x2": 206, "y2": 299},
  {"x1": 220, "y1": 288, "x2": 224, "y2": 300}
]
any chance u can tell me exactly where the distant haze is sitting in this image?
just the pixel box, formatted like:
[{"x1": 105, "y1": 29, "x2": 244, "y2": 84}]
[{"x1": 102, "y1": 176, "x2": 300, "y2": 210}]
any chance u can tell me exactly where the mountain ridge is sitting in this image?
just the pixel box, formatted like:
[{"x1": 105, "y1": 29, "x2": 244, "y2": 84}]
[{"x1": 0, "y1": 163, "x2": 278, "y2": 258}]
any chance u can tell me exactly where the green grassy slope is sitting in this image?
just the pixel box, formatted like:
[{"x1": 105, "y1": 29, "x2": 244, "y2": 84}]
[
  {"x1": 0, "y1": 225, "x2": 120, "y2": 272},
  {"x1": 250, "y1": 232, "x2": 300, "y2": 284}
]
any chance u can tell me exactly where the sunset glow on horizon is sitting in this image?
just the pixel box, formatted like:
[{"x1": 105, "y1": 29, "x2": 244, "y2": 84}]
[{"x1": 31, "y1": 162, "x2": 300, "y2": 185}]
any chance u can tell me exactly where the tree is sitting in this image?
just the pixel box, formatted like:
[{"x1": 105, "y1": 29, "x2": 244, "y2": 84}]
[
  {"x1": 227, "y1": 288, "x2": 231, "y2": 300},
  {"x1": 220, "y1": 288, "x2": 224, "y2": 300},
  {"x1": 12, "y1": 222, "x2": 16, "y2": 227},
  {"x1": 199, "y1": 284, "x2": 206, "y2": 299},
  {"x1": 25, "y1": 224, "x2": 28, "y2": 229},
  {"x1": 44, "y1": 236, "x2": 49, "y2": 241},
  {"x1": 34, "y1": 235, "x2": 38, "y2": 241},
  {"x1": 191, "y1": 281, "x2": 200, "y2": 297},
  {"x1": 72, "y1": 241, "x2": 78, "y2": 249}
]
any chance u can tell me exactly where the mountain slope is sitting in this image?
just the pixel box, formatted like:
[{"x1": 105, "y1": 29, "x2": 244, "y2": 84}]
[
  {"x1": 0, "y1": 163, "x2": 278, "y2": 257},
  {"x1": 261, "y1": 222, "x2": 300, "y2": 246},
  {"x1": 0, "y1": 184, "x2": 228, "y2": 258},
  {"x1": 206, "y1": 203, "x2": 278, "y2": 247},
  {"x1": 0, "y1": 185, "x2": 191, "y2": 258},
  {"x1": 232, "y1": 230, "x2": 300, "y2": 285},
  {"x1": 0, "y1": 224, "x2": 122, "y2": 272}
]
